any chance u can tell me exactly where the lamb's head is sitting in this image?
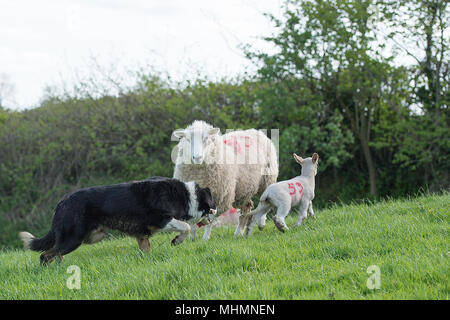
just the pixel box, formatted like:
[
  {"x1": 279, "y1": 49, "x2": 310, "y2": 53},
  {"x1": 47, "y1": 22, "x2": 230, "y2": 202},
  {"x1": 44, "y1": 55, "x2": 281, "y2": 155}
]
[
  {"x1": 293, "y1": 153, "x2": 319, "y2": 176},
  {"x1": 173, "y1": 120, "x2": 220, "y2": 165}
]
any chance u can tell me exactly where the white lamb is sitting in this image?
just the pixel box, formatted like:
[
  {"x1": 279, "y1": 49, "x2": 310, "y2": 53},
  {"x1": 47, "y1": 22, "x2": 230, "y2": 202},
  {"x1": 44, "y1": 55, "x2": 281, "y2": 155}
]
[
  {"x1": 246, "y1": 153, "x2": 319, "y2": 236},
  {"x1": 172, "y1": 120, "x2": 279, "y2": 240}
]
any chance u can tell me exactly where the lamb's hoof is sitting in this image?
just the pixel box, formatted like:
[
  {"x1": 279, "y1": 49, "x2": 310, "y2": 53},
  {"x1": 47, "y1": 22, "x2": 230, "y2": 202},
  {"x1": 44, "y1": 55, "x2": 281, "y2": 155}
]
[
  {"x1": 273, "y1": 217, "x2": 288, "y2": 233},
  {"x1": 258, "y1": 225, "x2": 265, "y2": 231}
]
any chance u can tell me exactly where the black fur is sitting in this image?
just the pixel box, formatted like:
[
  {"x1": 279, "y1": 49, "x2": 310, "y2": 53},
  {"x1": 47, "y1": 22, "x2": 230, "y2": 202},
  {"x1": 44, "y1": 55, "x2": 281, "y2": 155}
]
[{"x1": 25, "y1": 176, "x2": 215, "y2": 264}]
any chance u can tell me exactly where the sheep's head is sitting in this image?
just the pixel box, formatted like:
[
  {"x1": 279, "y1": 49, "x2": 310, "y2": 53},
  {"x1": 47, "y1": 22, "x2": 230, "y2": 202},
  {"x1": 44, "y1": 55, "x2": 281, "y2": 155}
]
[
  {"x1": 173, "y1": 120, "x2": 220, "y2": 165},
  {"x1": 293, "y1": 153, "x2": 319, "y2": 176}
]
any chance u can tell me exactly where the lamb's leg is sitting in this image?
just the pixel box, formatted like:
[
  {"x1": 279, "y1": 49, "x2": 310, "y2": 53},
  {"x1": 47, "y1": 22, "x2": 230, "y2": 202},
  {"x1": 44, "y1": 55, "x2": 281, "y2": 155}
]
[
  {"x1": 258, "y1": 211, "x2": 269, "y2": 231},
  {"x1": 190, "y1": 223, "x2": 198, "y2": 241},
  {"x1": 245, "y1": 201, "x2": 271, "y2": 237},
  {"x1": 202, "y1": 224, "x2": 213, "y2": 240},
  {"x1": 160, "y1": 219, "x2": 191, "y2": 245},
  {"x1": 295, "y1": 200, "x2": 309, "y2": 227},
  {"x1": 272, "y1": 203, "x2": 291, "y2": 233},
  {"x1": 307, "y1": 201, "x2": 315, "y2": 219}
]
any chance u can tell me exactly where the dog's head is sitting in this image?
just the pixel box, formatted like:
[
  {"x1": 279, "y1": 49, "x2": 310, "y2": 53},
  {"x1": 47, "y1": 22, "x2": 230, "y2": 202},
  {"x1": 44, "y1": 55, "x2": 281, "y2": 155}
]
[{"x1": 195, "y1": 186, "x2": 217, "y2": 224}]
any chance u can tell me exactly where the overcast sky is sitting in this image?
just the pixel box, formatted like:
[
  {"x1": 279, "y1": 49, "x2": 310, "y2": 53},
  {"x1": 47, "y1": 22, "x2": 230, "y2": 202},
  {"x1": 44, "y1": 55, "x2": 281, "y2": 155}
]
[{"x1": 0, "y1": 0, "x2": 282, "y2": 109}]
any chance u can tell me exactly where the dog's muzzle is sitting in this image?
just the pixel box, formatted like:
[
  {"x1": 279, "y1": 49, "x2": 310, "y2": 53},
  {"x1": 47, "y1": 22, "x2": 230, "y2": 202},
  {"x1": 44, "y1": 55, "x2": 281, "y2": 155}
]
[
  {"x1": 206, "y1": 208, "x2": 217, "y2": 223},
  {"x1": 197, "y1": 209, "x2": 217, "y2": 228}
]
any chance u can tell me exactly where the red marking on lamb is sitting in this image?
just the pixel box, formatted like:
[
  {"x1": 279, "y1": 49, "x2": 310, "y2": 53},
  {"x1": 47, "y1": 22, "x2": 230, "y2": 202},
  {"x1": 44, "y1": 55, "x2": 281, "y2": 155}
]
[
  {"x1": 288, "y1": 182, "x2": 304, "y2": 199},
  {"x1": 196, "y1": 208, "x2": 238, "y2": 228}
]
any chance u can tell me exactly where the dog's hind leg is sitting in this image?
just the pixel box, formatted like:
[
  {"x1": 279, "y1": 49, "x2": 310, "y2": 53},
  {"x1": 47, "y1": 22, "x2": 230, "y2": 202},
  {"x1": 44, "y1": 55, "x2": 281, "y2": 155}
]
[
  {"x1": 160, "y1": 219, "x2": 191, "y2": 245},
  {"x1": 40, "y1": 248, "x2": 58, "y2": 266},
  {"x1": 52, "y1": 236, "x2": 84, "y2": 262},
  {"x1": 136, "y1": 236, "x2": 150, "y2": 252}
]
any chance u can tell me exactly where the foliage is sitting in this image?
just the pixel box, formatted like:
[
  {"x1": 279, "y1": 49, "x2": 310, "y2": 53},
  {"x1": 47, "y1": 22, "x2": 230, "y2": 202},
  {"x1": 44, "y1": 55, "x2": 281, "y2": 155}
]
[{"x1": 0, "y1": 0, "x2": 448, "y2": 248}]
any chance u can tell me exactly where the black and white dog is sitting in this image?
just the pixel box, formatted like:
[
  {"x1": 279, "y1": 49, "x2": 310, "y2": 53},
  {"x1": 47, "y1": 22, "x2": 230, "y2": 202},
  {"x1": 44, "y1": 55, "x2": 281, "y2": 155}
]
[{"x1": 19, "y1": 176, "x2": 216, "y2": 265}]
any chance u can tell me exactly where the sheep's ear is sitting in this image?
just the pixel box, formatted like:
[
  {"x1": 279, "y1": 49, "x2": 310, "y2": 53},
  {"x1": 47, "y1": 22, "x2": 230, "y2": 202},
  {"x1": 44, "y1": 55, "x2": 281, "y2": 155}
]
[
  {"x1": 312, "y1": 153, "x2": 319, "y2": 164},
  {"x1": 293, "y1": 153, "x2": 303, "y2": 165},
  {"x1": 208, "y1": 127, "x2": 220, "y2": 136},
  {"x1": 173, "y1": 130, "x2": 186, "y2": 139}
]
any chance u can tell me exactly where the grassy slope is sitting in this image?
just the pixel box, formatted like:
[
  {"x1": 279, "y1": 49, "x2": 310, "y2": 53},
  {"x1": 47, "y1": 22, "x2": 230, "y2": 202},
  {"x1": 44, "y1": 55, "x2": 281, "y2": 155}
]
[{"x1": 0, "y1": 193, "x2": 448, "y2": 300}]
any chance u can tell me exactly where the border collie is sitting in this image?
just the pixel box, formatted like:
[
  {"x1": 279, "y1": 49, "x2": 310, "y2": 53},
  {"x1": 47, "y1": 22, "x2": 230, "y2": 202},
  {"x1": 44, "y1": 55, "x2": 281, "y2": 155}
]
[{"x1": 19, "y1": 176, "x2": 216, "y2": 265}]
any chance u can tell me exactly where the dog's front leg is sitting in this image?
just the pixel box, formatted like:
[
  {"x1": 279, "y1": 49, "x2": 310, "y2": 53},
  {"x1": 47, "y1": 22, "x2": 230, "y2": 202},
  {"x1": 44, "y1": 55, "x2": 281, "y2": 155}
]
[
  {"x1": 161, "y1": 219, "x2": 191, "y2": 245},
  {"x1": 136, "y1": 236, "x2": 150, "y2": 252}
]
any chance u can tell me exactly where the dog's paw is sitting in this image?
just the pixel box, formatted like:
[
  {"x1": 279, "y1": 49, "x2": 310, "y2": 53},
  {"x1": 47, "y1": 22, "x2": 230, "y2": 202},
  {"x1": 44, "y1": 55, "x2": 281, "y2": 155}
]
[{"x1": 171, "y1": 236, "x2": 182, "y2": 246}]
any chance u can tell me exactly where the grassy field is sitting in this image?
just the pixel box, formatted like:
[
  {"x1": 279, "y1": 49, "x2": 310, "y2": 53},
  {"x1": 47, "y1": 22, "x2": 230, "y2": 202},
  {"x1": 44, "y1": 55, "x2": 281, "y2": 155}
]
[{"x1": 0, "y1": 193, "x2": 448, "y2": 299}]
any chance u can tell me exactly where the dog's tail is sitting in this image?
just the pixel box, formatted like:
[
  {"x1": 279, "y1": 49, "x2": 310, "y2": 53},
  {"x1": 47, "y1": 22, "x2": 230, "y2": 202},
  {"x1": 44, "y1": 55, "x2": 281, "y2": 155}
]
[{"x1": 19, "y1": 230, "x2": 55, "y2": 252}]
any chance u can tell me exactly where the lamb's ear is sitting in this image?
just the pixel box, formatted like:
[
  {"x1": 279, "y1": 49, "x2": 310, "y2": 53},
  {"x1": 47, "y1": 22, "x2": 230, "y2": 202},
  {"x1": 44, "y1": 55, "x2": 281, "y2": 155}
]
[
  {"x1": 173, "y1": 129, "x2": 186, "y2": 139},
  {"x1": 208, "y1": 127, "x2": 220, "y2": 136},
  {"x1": 312, "y1": 153, "x2": 319, "y2": 164},
  {"x1": 293, "y1": 153, "x2": 303, "y2": 165}
]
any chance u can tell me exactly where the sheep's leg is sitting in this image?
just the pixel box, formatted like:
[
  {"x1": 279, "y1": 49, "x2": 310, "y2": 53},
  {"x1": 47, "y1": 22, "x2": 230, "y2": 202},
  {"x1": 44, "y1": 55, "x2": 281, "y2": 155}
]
[
  {"x1": 234, "y1": 201, "x2": 254, "y2": 237},
  {"x1": 272, "y1": 203, "x2": 291, "y2": 233},
  {"x1": 307, "y1": 201, "x2": 315, "y2": 219},
  {"x1": 234, "y1": 215, "x2": 249, "y2": 237},
  {"x1": 295, "y1": 200, "x2": 309, "y2": 227}
]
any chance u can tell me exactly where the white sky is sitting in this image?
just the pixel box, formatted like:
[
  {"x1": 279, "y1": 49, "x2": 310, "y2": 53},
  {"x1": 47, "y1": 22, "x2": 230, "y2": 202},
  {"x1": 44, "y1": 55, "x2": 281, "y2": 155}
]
[{"x1": 0, "y1": 0, "x2": 283, "y2": 109}]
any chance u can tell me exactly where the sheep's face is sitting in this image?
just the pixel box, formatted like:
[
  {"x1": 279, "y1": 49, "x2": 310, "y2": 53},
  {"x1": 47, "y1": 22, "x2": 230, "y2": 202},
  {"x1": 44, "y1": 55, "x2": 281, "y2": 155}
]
[{"x1": 173, "y1": 125, "x2": 220, "y2": 165}]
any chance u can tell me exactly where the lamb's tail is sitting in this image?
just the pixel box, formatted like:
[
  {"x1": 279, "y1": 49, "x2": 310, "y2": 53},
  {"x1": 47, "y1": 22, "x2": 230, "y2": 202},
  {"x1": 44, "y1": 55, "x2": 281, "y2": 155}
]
[
  {"x1": 248, "y1": 190, "x2": 271, "y2": 217},
  {"x1": 19, "y1": 230, "x2": 55, "y2": 252},
  {"x1": 259, "y1": 188, "x2": 270, "y2": 203}
]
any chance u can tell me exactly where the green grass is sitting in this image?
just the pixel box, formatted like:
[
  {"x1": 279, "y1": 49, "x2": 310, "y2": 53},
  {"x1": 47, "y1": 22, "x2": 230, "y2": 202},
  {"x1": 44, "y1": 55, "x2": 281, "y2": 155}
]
[{"x1": 0, "y1": 193, "x2": 448, "y2": 299}]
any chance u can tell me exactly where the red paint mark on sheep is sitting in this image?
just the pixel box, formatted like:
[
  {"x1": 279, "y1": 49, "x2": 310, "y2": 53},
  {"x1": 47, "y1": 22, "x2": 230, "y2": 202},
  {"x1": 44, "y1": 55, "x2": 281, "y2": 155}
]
[{"x1": 223, "y1": 136, "x2": 254, "y2": 154}]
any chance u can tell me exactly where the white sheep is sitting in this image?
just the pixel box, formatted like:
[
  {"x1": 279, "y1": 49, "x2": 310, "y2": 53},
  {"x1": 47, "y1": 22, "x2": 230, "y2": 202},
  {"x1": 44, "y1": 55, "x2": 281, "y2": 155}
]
[
  {"x1": 245, "y1": 153, "x2": 319, "y2": 236},
  {"x1": 172, "y1": 120, "x2": 279, "y2": 240}
]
